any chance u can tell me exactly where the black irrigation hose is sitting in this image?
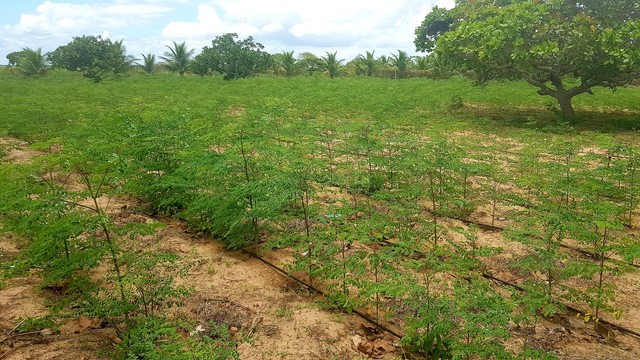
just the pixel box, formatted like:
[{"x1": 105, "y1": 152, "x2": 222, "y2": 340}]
[
  {"x1": 375, "y1": 236, "x2": 640, "y2": 340},
  {"x1": 449, "y1": 215, "x2": 640, "y2": 270},
  {"x1": 480, "y1": 273, "x2": 640, "y2": 339},
  {"x1": 130, "y1": 200, "x2": 640, "y2": 340},
  {"x1": 239, "y1": 249, "x2": 405, "y2": 340}
]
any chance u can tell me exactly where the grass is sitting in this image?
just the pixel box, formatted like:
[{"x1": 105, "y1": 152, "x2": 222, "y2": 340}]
[
  {"x1": 1, "y1": 69, "x2": 639, "y2": 358},
  {"x1": 1, "y1": 69, "x2": 638, "y2": 144}
]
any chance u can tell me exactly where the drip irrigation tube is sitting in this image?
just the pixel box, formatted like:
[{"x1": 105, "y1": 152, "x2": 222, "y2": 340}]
[
  {"x1": 450, "y1": 215, "x2": 640, "y2": 270},
  {"x1": 240, "y1": 249, "x2": 405, "y2": 340}
]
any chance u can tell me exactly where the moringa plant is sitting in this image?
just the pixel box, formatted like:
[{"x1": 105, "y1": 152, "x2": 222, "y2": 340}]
[{"x1": 505, "y1": 203, "x2": 578, "y2": 317}]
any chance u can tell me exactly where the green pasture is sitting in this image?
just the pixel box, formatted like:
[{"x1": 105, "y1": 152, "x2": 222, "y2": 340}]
[{"x1": 1, "y1": 69, "x2": 638, "y2": 143}]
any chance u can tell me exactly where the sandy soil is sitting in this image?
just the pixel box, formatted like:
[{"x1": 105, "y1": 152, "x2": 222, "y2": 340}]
[{"x1": 2, "y1": 136, "x2": 639, "y2": 359}]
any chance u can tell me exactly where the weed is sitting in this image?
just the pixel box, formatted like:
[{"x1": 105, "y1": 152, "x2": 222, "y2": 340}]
[
  {"x1": 15, "y1": 316, "x2": 56, "y2": 333},
  {"x1": 274, "y1": 306, "x2": 293, "y2": 318}
]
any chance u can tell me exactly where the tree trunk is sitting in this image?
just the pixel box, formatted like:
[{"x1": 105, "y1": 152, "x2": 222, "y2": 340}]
[
  {"x1": 555, "y1": 93, "x2": 575, "y2": 119},
  {"x1": 527, "y1": 77, "x2": 595, "y2": 121}
]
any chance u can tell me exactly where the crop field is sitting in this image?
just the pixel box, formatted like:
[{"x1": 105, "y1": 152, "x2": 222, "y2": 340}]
[{"x1": 1, "y1": 69, "x2": 640, "y2": 359}]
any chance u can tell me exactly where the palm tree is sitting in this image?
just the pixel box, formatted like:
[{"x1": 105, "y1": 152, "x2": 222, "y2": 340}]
[
  {"x1": 141, "y1": 53, "x2": 156, "y2": 74},
  {"x1": 281, "y1": 51, "x2": 298, "y2": 77},
  {"x1": 321, "y1": 51, "x2": 344, "y2": 79},
  {"x1": 112, "y1": 39, "x2": 137, "y2": 69},
  {"x1": 161, "y1": 41, "x2": 195, "y2": 76},
  {"x1": 415, "y1": 55, "x2": 430, "y2": 71},
  {"x1": 356, "y1": 50, "x2": 378, "y2": 76},
  {"x1": 17, "y1": 47, "x2": 48, "y2": 76},
  {"x1": 390, "y1": 50, "x2": 412, "y2": 79}
]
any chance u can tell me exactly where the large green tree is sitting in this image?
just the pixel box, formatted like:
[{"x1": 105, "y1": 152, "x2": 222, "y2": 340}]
[
  {"x1": 416, "y1": 0, "x2": 640, "y2": 119},
  {"x1": 192, "y1": 33, "x2": 268, "y2": 80},
  {"x1": 49, "y1": 35, "x2": 131, "y2": 82},
  {"x1": 297, "y1": 52, "x2": 323, "y2": 75}
]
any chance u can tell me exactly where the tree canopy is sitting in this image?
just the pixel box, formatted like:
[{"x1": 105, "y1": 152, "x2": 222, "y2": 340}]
[
  {"x1": 6, "y1": 50, "x2": 28, "y2": 67},
  {"x1": 192, "y1": 33, "x2": 268, "y2": 80},
  {"x1": 49, "y1": 35, "x2": 131, "y2": 82},
  {"x1": 416, "y1": 0, "x2": 640, "y2": 118}
]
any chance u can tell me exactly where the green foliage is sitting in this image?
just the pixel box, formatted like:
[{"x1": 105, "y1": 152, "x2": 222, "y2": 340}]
[
  {"x1": 321, "y1": 51, "x2": 344, "y2": 79},
  {"x1": 414, "y1": 5, "x2": 455, "y2": 52},
  {"x1": 140, "y1": 53, "x2": 157, "y2": 74},
  {"x1": 15, "y1": 316, "x2": 56, "y2": 333},
  {"x1": 355, "y1": 51, "x2": 378, "y2": 77},
  {"x1": 116, "y1": 317, "x2": 238, "y2": 360},
  {"x1": 431, "y1": 0, "x2": 640, "y2": 118},
  {"x1": 447, "y1": 94, "x2": 464, "y2": 111},
  {"x1": 448, "y1": 279, "x2": 512, "y2": 359},
  {"x1": 49, "y1": 35, "x2": 131, "y2": 82},
  {"x1": 296, "y1": 52, "x2": 323, "y2": 75},
  {"x1": 119, "y1": 251, "x2": 191, "y2": 318},
  {"x1": 192, "y1": 33, "x2": 268, "y2": 80},
  {"x1": 16, "y1": 47, "x2": 49, "y2": 76},
  {"x1": 505, "y1": 204, "x2": 577, "y2": 317},
  {"x1": 161, "y1": 41, "x2": 195, "y2": 76},
  {"x1": 1, "y1": 69, "x2": 639, "y2": 360},
  {"x1": 268, "y1": 51, "x2": 299, "y2": 77},
  {"x1": 6, "y1": 50, "x2": 28, "y2": 66},
  {"x1": 390, "y1": 50, "x2": 412, "y2": 79}
]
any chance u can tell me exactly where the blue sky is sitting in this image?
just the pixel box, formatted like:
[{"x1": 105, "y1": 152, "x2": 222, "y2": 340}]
[{"x1": 0, "y1": 0, "x2": 454, "y2": 63}]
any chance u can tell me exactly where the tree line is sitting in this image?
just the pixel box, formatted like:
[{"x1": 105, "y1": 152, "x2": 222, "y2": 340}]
[{"x1": 4, "y1": 33, "x2": 443, "y2": 83}]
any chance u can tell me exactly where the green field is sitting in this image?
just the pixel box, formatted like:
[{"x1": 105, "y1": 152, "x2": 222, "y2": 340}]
[
  {"x1": 2, "y1": 69, "x2": 639, "y2": 141},
  {"x1": 1, "y1": 69, "x2": 640, "y2": 359}
]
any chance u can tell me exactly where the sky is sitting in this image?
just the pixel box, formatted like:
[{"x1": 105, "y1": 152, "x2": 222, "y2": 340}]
[{"x1": 0, "y1": 0, "x2": 454, "y2": 64}]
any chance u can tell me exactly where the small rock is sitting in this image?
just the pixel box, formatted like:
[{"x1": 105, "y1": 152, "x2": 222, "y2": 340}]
[
  {"x1": 230, "y1": 326, "x2": 239, "y2": 334},
  {"x1": 40, "y1": 329, "x2": 53, "y2": 336}
]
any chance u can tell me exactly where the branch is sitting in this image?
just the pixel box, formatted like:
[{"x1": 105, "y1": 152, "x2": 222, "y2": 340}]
[
  {"x1": 567, "y1": 79, "x2": 601, "y2": 98},
  {"x1": 524, "y1": 77, "x2": 555, "y2": 96}
]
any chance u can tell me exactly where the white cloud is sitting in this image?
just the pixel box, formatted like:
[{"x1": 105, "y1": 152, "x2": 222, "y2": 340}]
[
  {"x1": 162, "y1": 5, "x2": 225, "y2": 39},
  {"x1": 10, "y1": 1, "x2": 169, "y2": 37},
  {"x1": 157, "y1": 0, "x2": 452, "y2": 59},
  {"x1": 1, "y1": 0, "x2": 453, "y2": 63},
  {"x1": 1, "y1": 0, "x2": 172, "y2": 63}
]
